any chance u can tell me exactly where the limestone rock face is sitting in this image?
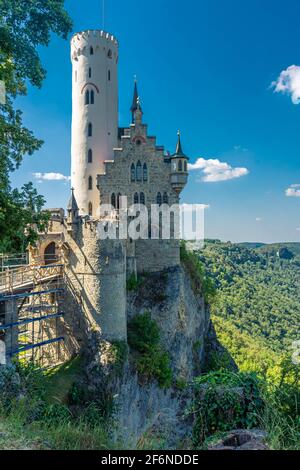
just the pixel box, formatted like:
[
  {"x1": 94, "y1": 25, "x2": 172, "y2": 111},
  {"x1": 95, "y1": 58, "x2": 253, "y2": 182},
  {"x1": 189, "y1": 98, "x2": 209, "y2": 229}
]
[{"x1": 84, "y1": 266, "x2": 211, "y2": 448}]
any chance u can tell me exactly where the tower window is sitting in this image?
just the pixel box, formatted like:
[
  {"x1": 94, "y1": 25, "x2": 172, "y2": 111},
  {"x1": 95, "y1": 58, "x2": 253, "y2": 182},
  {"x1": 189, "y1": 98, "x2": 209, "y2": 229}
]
[
  {"x1": 107, "y1": 49, "x2": 112, "y2": 58},
  {"x1": 136, "y1": 161, "x2": 142, "y2": 182},
  {"x1": 143, "y1": 163, "x2": 148, "y2": 182},
  {"x1": 140, "y1": 192, "x2": 145, "y2": 205},
  {"x1": 117, "y1": 193, "x2": 122, "y2": 210},
  {"x1": 157, "y1": 192, "x2": 162, "y2": 206},
  {"x1": 108, "y1": 70, "x2": 111, "y2": 81},
  {"x1": 134, "y1": 192, "x2": 139, "y2": 204},
  {"x1": 89, "y1": 67, "x2": 92, "y2": 78},
  {"x1": 88, "y1": 176, "x2": 93, "y2": 190},
  {"x1": 88, "y1": 123, "x2": 92, "y2": 137},
  {"x1": 88, "y1": 149, "x2": 93, "y2": 163},
  {"x1": 88, "y1": 202, "x2": 93, "y2": 216},
  {"x1": 91, "y1": 90, "x2": 95, "y2": 104},
  {"x1": 163, "y1": 192, "x2": 169, "y2": 204},
  {"x1": 85, "y1": 90, "x2": 90, "y2": 105},
  {"x1": 178, "y1": 160, "x2": 183, "y2": 172},
  {"x1": 184, "y1": 161, "x2": 187, "y2": 172},
  {"x1": 90, "y1": 46, "x2": 94, "y2": 55},
  {"x1": 131, "y1": 163, "x2": 135, "y2": 182},
  {"x1": 111, "y1": 193, "x2": 116, "y2": 208}
]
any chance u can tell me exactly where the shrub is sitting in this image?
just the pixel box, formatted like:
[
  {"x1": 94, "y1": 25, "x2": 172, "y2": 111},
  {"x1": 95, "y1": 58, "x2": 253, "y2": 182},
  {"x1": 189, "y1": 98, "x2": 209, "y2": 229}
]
[
  {"x1": 128, "y1": 313, "x2": 172, "y2": 388},
  {"x1": 192, "y1": 370, "x2": 264, "y2": 445},
  {"x1": 180, "y1": 241, "x2": 216, "y2": 303}
]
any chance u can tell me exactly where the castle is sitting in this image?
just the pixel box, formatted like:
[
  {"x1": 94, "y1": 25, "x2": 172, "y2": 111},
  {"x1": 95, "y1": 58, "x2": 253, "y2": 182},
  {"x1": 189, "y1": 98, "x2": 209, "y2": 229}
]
[{"x1": 30, "y1": 29, "x2": 189, "y2": 344}]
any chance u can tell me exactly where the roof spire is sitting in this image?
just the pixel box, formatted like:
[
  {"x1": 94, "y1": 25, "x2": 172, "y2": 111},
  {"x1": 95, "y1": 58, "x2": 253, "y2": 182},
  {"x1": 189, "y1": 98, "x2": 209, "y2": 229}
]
[
  {"x1": 130, "y1": 76, "x2": 142, "y2": 123},
  {"x1": 172, "y1": 130, "x2": 189, "y2": 159},
  {"x1": 67, "y1": 187, "x2": 79, "y2": 212}
]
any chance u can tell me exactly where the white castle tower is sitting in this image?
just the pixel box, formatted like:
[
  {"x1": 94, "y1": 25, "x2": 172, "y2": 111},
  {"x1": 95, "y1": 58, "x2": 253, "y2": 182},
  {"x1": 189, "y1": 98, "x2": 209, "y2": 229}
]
[{"x1": 70, "y1": 30, "x2": 119, "y2": 216}]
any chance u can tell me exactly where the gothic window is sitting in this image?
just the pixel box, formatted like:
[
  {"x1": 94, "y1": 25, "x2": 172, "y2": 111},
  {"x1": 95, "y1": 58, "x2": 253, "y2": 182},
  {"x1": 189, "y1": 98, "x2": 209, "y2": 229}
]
[
  {"x1": 157, "y1": 192, "x2": 162, "y2": 206},
  {"x1": 88, "y1": 149, "x2": 93, "y2": 163},
  {"x1": 163, "y1": 192, "x2": 169, "y2": 204},
  {"x1": 140, "y1": 192, "x2": 145, "y2": 205},
  {"x1": 111, "y1": 193, "x2": 116, "y2": 208},
  {"x1": 178, "y1": 160, "x2": 183, "y2": 172},
  {"x1": 136, "y1": 161, "x2": 142, "y2": 182},
  {"x1": 90, "y1": 46, "x2": 94, "y2": 55},
  {"x1": 88, "y1": 123, "x2": 92, "y2": 137},
  {"x1": 88, "y1": 176, "x2": 93, "y2": 190},
  {"x1": 184, "y1": 161, "x2": 187, "y2": 172},
  {"x1": 108, "y1": 70, "x2": 111, "y2": 81},
  {"x1": 88, "y1": 202, "x2": 93, "y2": 216},
  {"x1": 117, "y1": 193, "x2": 122, "y2": 210},
  {"x1": 89, "y1": 67, "x2": 92, "y2": 78},
  {"x1": 134, "y1": 192, "x2": 139, "y2": 204},
  {"x1": 91, "y1": 90, "x2": 95, "y2": 104},
  {"x1": 143, "y1": 163, "x2": 148, "y2": 182},
  {"x1": 131, "y1": 163, "x2": 136, "y2": 182},
  {"x1": 85, "y1": 90, "x2": 90, "y2": 105}
]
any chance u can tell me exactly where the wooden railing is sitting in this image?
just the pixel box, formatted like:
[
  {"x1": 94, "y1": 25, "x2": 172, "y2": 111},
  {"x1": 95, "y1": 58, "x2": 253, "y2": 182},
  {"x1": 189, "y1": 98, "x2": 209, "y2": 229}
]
[{"x1": 0, "y1": 264, "x2": 64, "y2": 294}]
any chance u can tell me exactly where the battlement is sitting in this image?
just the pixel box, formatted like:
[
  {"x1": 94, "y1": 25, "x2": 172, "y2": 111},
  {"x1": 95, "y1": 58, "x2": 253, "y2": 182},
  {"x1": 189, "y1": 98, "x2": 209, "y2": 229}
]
[{"x1": 71, "y1": 29, "x2": 118, "y2": 46}]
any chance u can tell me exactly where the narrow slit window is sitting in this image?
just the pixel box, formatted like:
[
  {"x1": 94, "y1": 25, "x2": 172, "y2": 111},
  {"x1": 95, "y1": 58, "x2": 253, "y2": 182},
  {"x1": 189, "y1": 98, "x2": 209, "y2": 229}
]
[
  {"x1": 88, "y1": 176, "x2": 93, "y2": 190},
  {"x1": 91, "y1": 90, "x2": 95, "y2": 104},
  {"x1": 90, "y1": 46, "x2": 94, "y2": 55},
  {"x1": 108, "y1": 70, "x2": 111, "y2": 81},
  {"x1": 88, "y1": 149, "x2": 93, "y2": 163},
  {"x1": 85, "y1": 90, "x2": 90, "y2": 105},
  {"x1": 88, "y1": 123, "x2": 92, "y2": 137},
  {"x1": 89, "y1": 67, "x2": 92, "y2": 78},
  {"x1": 131, "y1": 163, "x2": 135, "y2": 182}
]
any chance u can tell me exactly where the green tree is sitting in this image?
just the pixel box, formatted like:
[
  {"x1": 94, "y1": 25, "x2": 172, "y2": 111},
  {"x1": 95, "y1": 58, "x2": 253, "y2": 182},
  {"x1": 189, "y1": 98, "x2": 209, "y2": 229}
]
[{"x1": 0, "y1": 0, "x2": 72, "y2": 252}]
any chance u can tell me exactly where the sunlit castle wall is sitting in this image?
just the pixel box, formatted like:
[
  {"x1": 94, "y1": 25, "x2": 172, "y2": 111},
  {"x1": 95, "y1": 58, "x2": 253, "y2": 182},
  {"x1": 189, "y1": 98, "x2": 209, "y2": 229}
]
[{"x1": 70, "y1": 30, "x2": 119, "y2": 216}]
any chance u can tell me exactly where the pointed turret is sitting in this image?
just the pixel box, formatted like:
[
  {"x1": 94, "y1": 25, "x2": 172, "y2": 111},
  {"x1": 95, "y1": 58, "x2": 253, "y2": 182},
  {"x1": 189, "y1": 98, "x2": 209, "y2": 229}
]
[
  {"x1": 130, "y1": 78, "x2": 143, "y2": 123},
  {"x1": 67, "y1": 187, "x2": 79, "y2": 229},
  {"x1": 170, "y1": 131, "x2": 189, "y2": 194}
]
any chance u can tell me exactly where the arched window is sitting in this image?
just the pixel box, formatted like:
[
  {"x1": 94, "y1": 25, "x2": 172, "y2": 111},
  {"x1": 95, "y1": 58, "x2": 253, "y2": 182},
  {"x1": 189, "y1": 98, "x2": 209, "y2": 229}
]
[
  {"x1": 88, "y1": 202, "x2": 93, "y2": 216},
  {"x1": 134, "y1": 192, "x2": 139, "y2": 204},
  {"x1": 44, "y1": 242, "x2": 56, "y2": 265},
  {"x1": 117, "y1": 193, "x2": 122, "y2": 210},
  {"x1": 91, "y1": 90, "x2": 95, "y2": 104},
  {"x1": 178, "y1": 160, "x2": 183, "y2": 172},
  {"x1": 89, "y1": 67, "x2": 92, "y2": 78},
  {"x1": 88, "y1": 149, "x2": 93, "y2": 163},
  {"x1": 131, "y1": 163, "x2": 136, "y2": 182},
  {"x1": 111, "y1": 193, "x2": 116, "y2": 208},
  {"x1": 88, "y1": 123, "x2": 92, "y2": 137},
  {"x1": 143, "y1": 163, "x2": 148, "y2": 182},
  {"x1": 163, "y1": 192, "x2": 169, "y2": 204},
  {"x1": 85, "y1": 90, "x2": 90, "y2": 105},
  {"x1": 107, "y1": 49, "x2": 112, "y2": 58},
  {"x1": 140, "y1": 192, "x2": 145, "y2": 205},
  {"x1": 157, "y1": 192, "x2": 162, "y2": 206},
  {"x1": 184, "y1": 161, "x2": 187, "y2": 172},
  {"x1": 90, "y1": 46, "x2": 94, "y2": 55},
  {"x1": 136, "y1": 161, "x2": 142, "y2": 182},
  {"x1": 108, "y1": 70, "x2": 111, "y2": 81},
  {"x1": 88, "y1": 176, "x2": 93, "y2": 190}
]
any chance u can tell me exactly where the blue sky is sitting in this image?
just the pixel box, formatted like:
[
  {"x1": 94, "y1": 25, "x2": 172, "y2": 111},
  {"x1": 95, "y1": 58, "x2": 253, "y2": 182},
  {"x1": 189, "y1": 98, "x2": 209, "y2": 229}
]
[{"x1": 11, "y1": 0, "x2": 300, "y2": 243}]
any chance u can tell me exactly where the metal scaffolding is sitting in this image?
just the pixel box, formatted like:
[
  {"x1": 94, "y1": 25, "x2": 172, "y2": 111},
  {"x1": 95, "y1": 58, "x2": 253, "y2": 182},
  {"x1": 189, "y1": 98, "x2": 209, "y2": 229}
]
[{"x1": 0, "y1": 262, "x2": 66, "y2": 367}]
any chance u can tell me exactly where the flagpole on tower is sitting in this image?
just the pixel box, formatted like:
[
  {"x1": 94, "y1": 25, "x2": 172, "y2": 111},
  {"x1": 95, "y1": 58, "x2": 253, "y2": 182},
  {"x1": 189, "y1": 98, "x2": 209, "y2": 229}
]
[{"x1": 102, "y1": 0, "x2": 105, "y2": 29}]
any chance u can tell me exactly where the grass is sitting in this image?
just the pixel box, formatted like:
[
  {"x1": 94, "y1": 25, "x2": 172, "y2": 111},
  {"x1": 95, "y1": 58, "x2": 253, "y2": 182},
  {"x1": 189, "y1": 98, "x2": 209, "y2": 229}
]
[{"x1": 44, "y1": 356, "x2": 83, "y2": 404}]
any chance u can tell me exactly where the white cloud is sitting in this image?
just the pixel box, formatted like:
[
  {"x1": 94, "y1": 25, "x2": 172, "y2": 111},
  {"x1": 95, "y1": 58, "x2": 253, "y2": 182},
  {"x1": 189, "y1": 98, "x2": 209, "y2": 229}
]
[
  {"x1": 33, "y1": 172, "x2": 71, "y2": 182},
  {"x1": 271, "y1": 65, "x2": 300, "y2": 104},
  {"x1": 286, "y1": 184, "x2": 300, "y2": 197},
  {"x1": 256, "y1": 217, "x2": 263, "y2": 222},
  {"x1": 188, "y1": 157, "x2": 249, "y2": 183}
]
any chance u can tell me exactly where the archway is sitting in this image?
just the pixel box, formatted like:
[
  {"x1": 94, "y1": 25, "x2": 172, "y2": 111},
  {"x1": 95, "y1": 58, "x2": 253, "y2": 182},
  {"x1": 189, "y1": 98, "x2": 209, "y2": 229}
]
[{"x1": 44, "y1": 242, "x2": 56, "y2": 265}]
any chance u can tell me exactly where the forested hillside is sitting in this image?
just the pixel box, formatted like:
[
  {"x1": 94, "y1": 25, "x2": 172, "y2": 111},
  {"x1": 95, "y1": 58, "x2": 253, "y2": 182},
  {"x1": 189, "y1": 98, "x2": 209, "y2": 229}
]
[{"x1": 199, "y1": 241, "x2": 300, "y2": 356}]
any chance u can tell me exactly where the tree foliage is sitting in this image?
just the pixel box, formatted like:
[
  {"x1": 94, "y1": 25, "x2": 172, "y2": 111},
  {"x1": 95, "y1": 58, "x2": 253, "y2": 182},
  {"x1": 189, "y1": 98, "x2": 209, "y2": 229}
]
[{"x1": 0, "y1": 0, "x2": 72, "y2": 252}]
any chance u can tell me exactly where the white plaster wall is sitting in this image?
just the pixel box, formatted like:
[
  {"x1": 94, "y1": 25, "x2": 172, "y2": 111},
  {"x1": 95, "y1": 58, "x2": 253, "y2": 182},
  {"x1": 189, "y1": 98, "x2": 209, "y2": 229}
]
[{"x1": 71, "y1": 30, "x2": 119, "y2": 215}]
